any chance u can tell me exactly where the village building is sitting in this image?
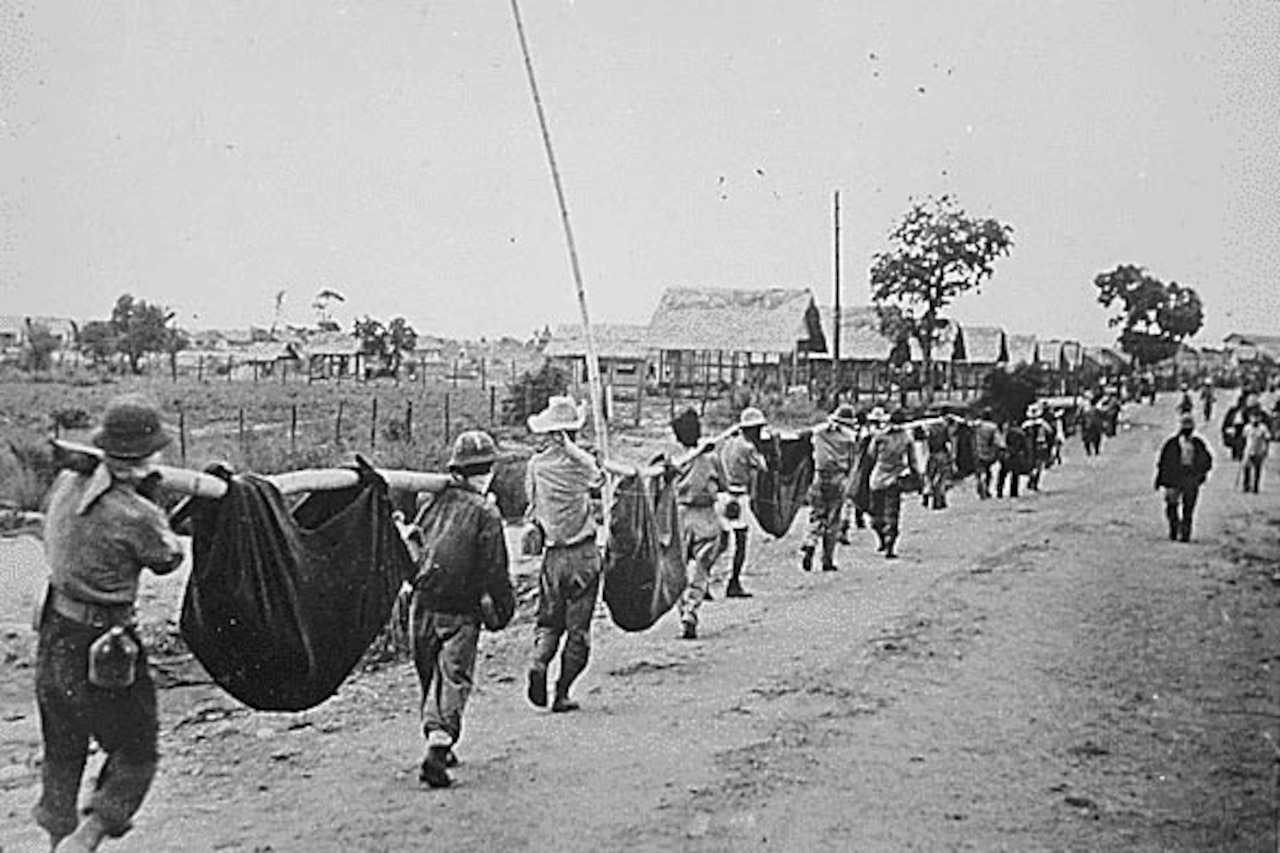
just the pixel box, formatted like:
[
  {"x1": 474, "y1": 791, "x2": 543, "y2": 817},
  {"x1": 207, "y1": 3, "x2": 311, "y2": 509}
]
[
  {"x1": 646, "y1": 287, "x2": 826, "y2": 396},
  {"x1": 544, "y1": 323, "x2": 651, "y2": 424},
  {"x1": 950, "y1": 325, "x2": 1008, "y2": 396},
  {"x1": 1005, "y1": 333, "x2": 1040, "y2": 367}
]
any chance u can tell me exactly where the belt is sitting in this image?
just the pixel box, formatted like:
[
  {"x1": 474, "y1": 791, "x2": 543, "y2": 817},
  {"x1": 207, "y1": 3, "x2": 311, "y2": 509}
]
[{"x1": 49, "y1": 588, "x2": 136, "y2": 629}]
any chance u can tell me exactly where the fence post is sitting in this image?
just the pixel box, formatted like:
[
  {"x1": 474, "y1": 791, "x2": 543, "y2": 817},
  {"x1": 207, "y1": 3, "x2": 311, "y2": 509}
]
[
  {"x1": 290, "y1": 404, "x2": 297, "y2": 454},
  {"x1": 405, "y1": 400, "x2": 413, "y2": 443},
  {"x1": 238, "y1": 407, "x2": 245, "y2": 453},
  {"x1": 197, "y1": 355, "x2": 204, "y2": 383},
  {"x1": 452, "y1": 357, "x2": 459, "y2": 389},
  {"x1": 489, "y1": 386, "x2": 497, "y2": 426},
  {"x1": 444, "y1": 393, "x2": 451, "y2": 444},
  {"x1": 480, "y1": 357, "x2": 487, "y2": 390},
  {"x1": 335, "y1": 400, "x2": 344, "y2": 443},
  {"x1": 370, "y1": 397, "x2": 378, "y2": 451},
  {"x1": 227, "y1": 356, "x2": 233, "y2": 382},
  {"x1": 179, "y1": 409, "x2": 187, "y2": 466}
]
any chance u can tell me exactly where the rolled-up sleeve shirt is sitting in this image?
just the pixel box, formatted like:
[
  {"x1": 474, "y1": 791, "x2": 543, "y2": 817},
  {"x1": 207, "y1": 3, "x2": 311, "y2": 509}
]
[
  {"x1": 720, "y1": 434, "x2": 767, "y2": 492},
  {"x1": 525, "y1": 442, "x2": 605, "y2": 547},
  {"x1": 43, "y1": 468, "x2": 184, "y2": 607}
]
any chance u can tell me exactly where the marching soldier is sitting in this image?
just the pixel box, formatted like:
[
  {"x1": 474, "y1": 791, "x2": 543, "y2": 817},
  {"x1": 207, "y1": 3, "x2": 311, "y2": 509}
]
[
  {"x1": 718, "y1": 407, "x2": 769, "y2": 598},
  {"x1": 801, "y1": 404, "x2": 859, "y2": 572}
]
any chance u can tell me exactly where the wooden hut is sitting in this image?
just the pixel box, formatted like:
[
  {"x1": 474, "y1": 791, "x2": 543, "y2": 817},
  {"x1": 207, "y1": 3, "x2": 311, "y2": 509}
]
[
  {"x1": 951, "y1": 325, "x2": 1008, "y2": 396},
  {"x1": 544, "y1": 323, "x2": 651, "y2": 424},
  {"x1": 647, "y1": 287, "x2": 827, "y2": 397},
  {"x1": 305, "y1": 332, "x2": 365, "y2": 382},
  {"x1": 241, "y1": 341, "x2": 302, "y2": 382},
  {"x1": 814, "y1": 305, "x2": 898, "y2": 397}
]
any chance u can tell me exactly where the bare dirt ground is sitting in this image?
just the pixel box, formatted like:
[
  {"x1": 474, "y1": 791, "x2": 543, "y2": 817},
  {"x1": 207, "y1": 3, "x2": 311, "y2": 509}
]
[{"x1": 3, "y1": 394, "x2": 1279, "y2": 852}]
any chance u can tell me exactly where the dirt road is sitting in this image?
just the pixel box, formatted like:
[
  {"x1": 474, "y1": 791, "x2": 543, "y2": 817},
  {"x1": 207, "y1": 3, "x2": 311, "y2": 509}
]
[{"x1": 3, "y1": 397, "x2": 1279, "y2": 851}]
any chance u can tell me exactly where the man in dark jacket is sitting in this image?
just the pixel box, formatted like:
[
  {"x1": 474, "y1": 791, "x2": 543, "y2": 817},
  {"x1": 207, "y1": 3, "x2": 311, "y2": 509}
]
[
  {"x1": 407, "y1": 430, "x2": 515, "y2": 788},
  {"x1": 1155, "y1": 413, "x2": 1214, "y2": 542}
]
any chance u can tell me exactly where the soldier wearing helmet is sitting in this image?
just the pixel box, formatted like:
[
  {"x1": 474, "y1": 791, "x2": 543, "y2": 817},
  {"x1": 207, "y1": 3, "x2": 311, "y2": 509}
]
[
  {"x1": 407, "y1": 429, "x2": 515, "y2": 788},
  {"x1": 800, "y1": 404, "x2": 860, "y2": 572}
]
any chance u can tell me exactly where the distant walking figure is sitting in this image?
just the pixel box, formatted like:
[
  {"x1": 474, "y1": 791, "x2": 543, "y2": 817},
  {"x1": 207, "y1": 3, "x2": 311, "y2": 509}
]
[
  {"x1": 1155, "y1": 413, "x2": 1213, "y2": 542},
  {"x1": 1241, "y1": 408, "x2": 1271, "y2": 493}
]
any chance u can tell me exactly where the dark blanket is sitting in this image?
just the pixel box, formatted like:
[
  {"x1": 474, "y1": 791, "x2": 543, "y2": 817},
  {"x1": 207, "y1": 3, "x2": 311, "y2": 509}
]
[
  {"x1": 752, "y1": 433, "x2": 814, "y2": 539},
  {"x1": 179, "y1": 462, "x2": 415, "y2": 711},
  {"x1": 603, "y1": 472, "x2": 686, "y2": 632},
  {"x1": 952, "y1": 422, "x2": 976, "y2": 478}
]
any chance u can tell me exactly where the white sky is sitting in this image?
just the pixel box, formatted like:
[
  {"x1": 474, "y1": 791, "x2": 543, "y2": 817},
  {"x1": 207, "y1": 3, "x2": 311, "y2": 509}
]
[{"x1": 2, "y1": 1, "x2": 1278, "y2": 345}]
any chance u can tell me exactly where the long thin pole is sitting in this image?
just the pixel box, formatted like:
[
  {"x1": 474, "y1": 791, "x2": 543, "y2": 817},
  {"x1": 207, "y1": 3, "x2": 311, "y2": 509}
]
[
  {"x1": 510, "y1": 0, "x2": 610, "y2": 462},
  {"x1": 833, "y1": 189, "x2": 842, "y2": 393}
]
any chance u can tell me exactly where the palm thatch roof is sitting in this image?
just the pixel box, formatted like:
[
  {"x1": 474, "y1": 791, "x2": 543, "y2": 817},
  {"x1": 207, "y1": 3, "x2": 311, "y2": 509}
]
[
  {"x1": 304, "y1": 332, "x2": 362, "y2": 358},
  {"x1": 953, "y1": 325, "x2": 1007, "y2": 364},
  {"x1": 814, "y1": 305, "x2": 896, "y2": 361},
  {"x1": 241, "y1": 341, "x2": 302, "y2": 364},
  {"x1": 543, "y1": 323, "x2": 651, "y2": 361},
  {"x1": 648, "y1": 287, "x2": 826, "y2": 354},
  {"x1": 1006, "y1": 333, "x2": 1039, "y2": 365}
]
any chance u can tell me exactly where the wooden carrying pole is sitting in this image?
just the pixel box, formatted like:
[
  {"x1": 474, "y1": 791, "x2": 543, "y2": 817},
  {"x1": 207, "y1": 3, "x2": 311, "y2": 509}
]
[
  {"x1": 52, "y1": 440, "x2": 449, "y2": 500},
  {"x1": 510, "y1": 0, "x2": 610, "y2": 463}
]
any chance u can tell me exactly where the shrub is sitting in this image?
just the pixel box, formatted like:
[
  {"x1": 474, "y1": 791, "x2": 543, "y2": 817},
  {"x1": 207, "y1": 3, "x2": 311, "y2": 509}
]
[{"x1": 502, "y1": 361, "x2": 567, "y2": 426}]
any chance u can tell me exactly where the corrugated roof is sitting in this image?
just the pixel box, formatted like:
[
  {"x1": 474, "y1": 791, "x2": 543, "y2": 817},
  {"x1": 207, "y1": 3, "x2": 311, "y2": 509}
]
[
  {"x1": 544, "y1": 323, "x2": 651, "y2": 360},
  {"x1": 955, "y1": 325, "x2": 1007, "y2": 363},
  {"x1": 648, "y1": 287, "x2": 825, "y2": 354}
]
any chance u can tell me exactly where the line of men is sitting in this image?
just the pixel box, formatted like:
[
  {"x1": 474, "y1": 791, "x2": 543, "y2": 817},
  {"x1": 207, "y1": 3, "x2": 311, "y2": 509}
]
[{"x1": 32, "y1": 391, "x2": 1078, "y2": 848}]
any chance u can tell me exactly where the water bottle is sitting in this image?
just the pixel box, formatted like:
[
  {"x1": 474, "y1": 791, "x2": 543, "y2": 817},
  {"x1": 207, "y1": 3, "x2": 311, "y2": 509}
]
[{"x1": 88, "y1": 626, "x2": 139, "y2": 689}]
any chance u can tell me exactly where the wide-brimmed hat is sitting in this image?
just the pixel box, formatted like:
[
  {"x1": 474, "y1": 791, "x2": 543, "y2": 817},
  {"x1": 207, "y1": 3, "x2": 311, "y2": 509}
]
[
  {"x1": 92, "y1": 394, "x2": 172, "y2": 460},
  {"x1": 448, "y1": 430, "x2": 499, "y2": 471},
  {"x1": 1179, "y1": 412, "x2": 1196, "y2": 429},
  {"x1": 528, "y1": 395, "x2": 586, "y2": 434},
  {"x1": 1026, "y1": 402, "x2": 1043, "y2": 417},
  {"x1": 739, "y1": 407, "x2": 767, "y2": 429},
  {"x1": 866, "y1": 406, "x2": 889, "y2": 423},
  {"x1": 829, "y1": 404, "x2": 857, "y2": 428}
]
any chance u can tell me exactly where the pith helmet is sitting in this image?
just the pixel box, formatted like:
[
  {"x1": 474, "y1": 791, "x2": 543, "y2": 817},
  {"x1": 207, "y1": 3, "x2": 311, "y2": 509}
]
[
  {"x1": 527, "y1": 395, "x2": 586, "y2": 434},
  {"x1": 448, "y1": 430, "x2": 499, "y2": 471},
  {"x1": 866, "y1": 406, "x2": 889, "y2": 424},
  {"x1": 829, "y1": 404, "x2": 857, "y2": 428},
  {"x1": 739, "y1": 407, "x2": 767, "y2": 429},
  {"x1": 92, "y1": 394, "x2": 172, "y2": 460}
]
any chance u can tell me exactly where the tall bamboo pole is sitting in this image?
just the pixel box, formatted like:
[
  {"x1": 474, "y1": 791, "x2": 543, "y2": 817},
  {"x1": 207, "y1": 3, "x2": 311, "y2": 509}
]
[
  {"x1": 510, "y1": 0, "x2": 609, "y2": 462},
  {"x1": 833, "y1": 190, "x2": 842, "y2": 396}
]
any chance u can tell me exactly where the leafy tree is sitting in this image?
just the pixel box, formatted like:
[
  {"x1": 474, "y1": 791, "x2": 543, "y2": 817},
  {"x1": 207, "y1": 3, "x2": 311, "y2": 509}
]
[
  {"x1": 110, "y1": 294, "x2": 175, "y2": 374},
  {"x1": 1093, "y1": 264, "x2": 1204, "y2": 366},
  {"x1": 385, "y1": 317, "x2": 418, "y2": 374},
  {"x1": 354, "y1": 316, "x2": 418, "y2": 376},
  {"x1": 22, "y1": 323, "x2": 59, "y2": 372},
  {"x1": 78, "y1": 320, "x2": 117, "y2": 367},
  {"x1": 870, "y1": 195, "x2": 1014, "y2": 401}
]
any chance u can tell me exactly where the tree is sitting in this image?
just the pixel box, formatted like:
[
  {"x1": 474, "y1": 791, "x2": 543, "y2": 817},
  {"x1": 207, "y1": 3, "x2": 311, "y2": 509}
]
[
  {"x1": 312, "y1": 289, "x2": 345, "y2": 328},
  {"x1": 110, "y1": 294, "x2": 176, "y2": 374},
  {"x1": 870, "y1": 195, "x2": 1014, "y2": 401},
  {"x1": 354, "y1": 316, "x2": 418, "y2": 376},
  {"x1": 78, "y1": 320, "x2": 117, "y2": 367},
  {"x1": 22, "y1": 323, "x2": 59, "y2": 372},
  {"x1": 385, "y1": 317, "x2": 418, "y2": 374},
  {"x1": 1093, "y1": 264, "x2": 1204, "y2": 367}
]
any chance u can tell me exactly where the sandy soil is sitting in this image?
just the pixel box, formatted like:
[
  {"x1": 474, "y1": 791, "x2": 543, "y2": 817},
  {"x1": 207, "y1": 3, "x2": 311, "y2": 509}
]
[{"x1": 2, "y1": 395, "x2": 1279, "y2": 852}]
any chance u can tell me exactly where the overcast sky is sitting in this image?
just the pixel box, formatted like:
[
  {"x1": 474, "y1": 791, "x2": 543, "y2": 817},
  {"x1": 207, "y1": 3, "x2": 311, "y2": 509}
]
[{"x1": 3, "y1": 1, "x2": 1278, "y2": 345}]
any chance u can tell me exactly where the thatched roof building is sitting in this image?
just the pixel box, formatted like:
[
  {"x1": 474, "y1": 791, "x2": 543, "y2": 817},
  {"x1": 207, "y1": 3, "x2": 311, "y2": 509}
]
[
  {"x1": 648, "y1": 287, "x2": 826, "y2": 355},
  {"x1": 543, "y1": 323, "x2": 651, "y2": 361}
]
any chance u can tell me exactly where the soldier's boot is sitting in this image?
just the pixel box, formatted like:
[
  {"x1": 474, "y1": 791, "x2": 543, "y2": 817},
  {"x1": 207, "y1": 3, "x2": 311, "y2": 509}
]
[
  {"x1": 419, "y1": 745, "x2": 453, "y2": 789},
  {"x1": 800, "y1": 545, "x2": 814, "y2": 572},
  {"x1": 883, "y1": 534, "x2": 898, "y2": 560}
]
